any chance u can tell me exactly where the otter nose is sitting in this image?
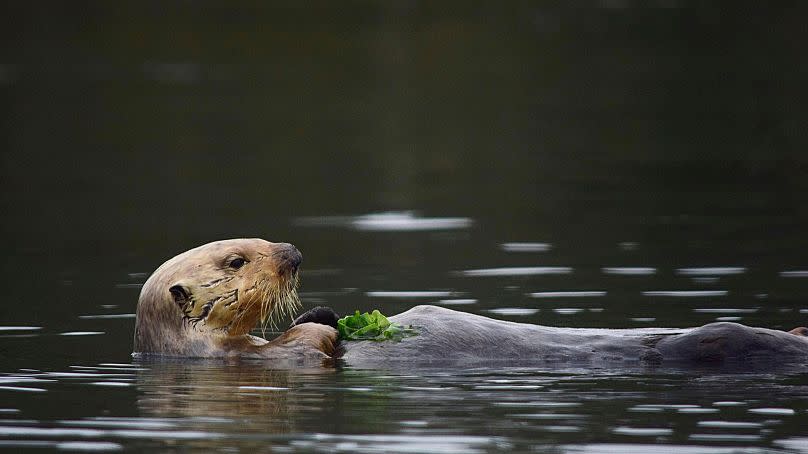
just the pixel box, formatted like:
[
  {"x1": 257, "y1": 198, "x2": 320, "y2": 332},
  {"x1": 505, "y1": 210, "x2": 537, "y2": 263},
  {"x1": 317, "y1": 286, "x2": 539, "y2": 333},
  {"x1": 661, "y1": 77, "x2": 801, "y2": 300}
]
[{"x1": 274, "y1": 242, "x2": 302, "y2": 272}]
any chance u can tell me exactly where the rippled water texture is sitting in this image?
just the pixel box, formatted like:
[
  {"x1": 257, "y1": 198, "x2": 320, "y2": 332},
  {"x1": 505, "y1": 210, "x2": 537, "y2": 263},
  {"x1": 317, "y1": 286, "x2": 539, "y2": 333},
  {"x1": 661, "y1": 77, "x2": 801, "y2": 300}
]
[
  {"x1": 1, "y1": 361, "x2": 807, "y2": 452},
  {"x1": 3, "y1": 2, "x2": 808, "y2": 452}
]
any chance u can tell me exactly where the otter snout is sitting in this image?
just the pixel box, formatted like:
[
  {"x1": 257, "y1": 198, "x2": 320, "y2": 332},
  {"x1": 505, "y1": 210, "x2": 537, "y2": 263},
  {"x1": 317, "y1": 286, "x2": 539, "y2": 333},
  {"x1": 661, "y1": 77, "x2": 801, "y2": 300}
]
[{"x1": 273, "y1": 242, "x2": 302, "y2": 273}]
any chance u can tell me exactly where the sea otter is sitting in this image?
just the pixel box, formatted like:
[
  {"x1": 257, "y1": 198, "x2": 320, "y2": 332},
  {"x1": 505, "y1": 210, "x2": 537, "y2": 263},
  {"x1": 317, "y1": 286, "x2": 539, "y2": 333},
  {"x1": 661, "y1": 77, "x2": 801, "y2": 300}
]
[{"x1": 133, "y1": 238, "x2": 808, "y2": 364}]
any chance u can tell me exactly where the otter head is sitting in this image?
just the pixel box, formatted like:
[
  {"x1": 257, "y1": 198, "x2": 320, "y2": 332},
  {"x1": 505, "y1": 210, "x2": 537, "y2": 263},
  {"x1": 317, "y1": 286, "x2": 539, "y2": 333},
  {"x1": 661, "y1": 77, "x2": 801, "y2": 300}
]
[{"x1": 134, "y1": 239, "x2": 303, "y2": 355}]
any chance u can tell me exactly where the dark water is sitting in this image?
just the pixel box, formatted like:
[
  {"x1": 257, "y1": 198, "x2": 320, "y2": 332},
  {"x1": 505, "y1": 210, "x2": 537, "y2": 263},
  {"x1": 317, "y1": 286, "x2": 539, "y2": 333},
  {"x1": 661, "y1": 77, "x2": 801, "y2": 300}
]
[{"x1": 2, "y1": 2, "x2": 808, "y2": 452}]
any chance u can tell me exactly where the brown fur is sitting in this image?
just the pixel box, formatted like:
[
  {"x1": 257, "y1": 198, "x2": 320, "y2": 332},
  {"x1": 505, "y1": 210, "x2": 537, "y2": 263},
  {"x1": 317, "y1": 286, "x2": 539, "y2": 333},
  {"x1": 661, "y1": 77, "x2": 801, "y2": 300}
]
[
  {"x1": 789, "y1": 327, "x2": 808, "y2": 337},
  {"x1": 133, "y1": 238, "x2": 337, "y2": 360}
]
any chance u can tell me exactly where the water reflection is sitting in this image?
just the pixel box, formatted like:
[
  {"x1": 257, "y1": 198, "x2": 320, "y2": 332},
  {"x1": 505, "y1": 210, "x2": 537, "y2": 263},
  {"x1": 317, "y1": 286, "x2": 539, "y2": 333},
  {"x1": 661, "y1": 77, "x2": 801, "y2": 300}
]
[
  {"x1": 0, "y1": 361, "x2": 807, "y2": 452},
  {"x1": 135, "y1": 360, "x2": 331, "y2": 425}
]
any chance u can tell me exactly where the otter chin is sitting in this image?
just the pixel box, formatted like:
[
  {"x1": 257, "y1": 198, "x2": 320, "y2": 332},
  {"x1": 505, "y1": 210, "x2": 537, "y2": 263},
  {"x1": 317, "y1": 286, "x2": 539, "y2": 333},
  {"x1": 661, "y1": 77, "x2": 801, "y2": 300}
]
[{"x1": 133, "y1": 239, "x2": 337, "y2": 360}]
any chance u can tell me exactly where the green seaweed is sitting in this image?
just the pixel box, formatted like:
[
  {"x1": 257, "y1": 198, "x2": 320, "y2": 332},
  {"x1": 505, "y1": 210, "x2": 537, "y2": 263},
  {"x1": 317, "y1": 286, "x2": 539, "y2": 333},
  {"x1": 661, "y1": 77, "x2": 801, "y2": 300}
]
[{"x1": 337, "y1": 310, "x2": 418, "y2": 341}]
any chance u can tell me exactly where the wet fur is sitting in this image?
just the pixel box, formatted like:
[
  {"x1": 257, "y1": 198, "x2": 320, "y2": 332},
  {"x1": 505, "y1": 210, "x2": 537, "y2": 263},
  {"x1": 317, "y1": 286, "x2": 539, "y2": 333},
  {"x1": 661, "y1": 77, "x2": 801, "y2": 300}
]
[{"x1": 342, "y1": 305, "x2": 808, "y2": 365}]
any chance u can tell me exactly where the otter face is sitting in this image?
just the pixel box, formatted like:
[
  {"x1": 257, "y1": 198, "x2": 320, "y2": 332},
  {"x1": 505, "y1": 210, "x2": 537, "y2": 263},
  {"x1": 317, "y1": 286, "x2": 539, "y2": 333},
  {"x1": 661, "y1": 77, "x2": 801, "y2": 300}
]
[{"x1": 138, "y1": 239, "x2": 302, "y2": 341}]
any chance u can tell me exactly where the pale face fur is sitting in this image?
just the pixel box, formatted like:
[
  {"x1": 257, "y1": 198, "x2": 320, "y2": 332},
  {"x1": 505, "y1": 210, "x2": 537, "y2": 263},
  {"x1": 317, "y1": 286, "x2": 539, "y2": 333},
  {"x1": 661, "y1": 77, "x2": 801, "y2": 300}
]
[{"x1": 134, "y1": 239, "x2": 303, "y2": 356}]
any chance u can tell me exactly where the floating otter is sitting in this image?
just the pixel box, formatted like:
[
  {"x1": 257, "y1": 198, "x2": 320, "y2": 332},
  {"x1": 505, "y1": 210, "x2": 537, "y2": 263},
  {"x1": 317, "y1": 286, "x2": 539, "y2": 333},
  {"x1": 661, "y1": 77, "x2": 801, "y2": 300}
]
[{"x1": 133, "y1": 239, "x2": 808, "y2": 365}]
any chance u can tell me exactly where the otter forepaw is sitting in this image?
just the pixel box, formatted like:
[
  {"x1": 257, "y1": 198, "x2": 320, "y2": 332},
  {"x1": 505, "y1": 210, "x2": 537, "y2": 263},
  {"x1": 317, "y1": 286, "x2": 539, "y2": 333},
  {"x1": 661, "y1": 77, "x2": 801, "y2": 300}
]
[
  {"x1": 291, "y1": 306, "x2": 340, "y2": 329},
  {"x1": 276, "y1": 323, "x2": 339, "y2": 358}
]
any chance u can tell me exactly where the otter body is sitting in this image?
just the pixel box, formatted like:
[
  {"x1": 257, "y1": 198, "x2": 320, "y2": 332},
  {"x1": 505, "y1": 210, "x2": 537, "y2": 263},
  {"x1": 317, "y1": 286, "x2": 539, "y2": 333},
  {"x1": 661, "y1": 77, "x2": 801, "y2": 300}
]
[
  {"x1": 341, "y1": 305, "x2": 808, "y2": 365},
  {"x1": 134, "y1": 239, "x2": 808, "y2": 366}
]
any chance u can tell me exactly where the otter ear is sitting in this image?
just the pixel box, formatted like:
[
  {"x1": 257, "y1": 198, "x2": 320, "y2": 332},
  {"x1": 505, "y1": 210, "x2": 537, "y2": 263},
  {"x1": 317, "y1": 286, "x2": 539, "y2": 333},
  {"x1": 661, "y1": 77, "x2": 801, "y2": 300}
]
[{"x1": 169, "y1": 284, "x2": 189, "y2": 307}]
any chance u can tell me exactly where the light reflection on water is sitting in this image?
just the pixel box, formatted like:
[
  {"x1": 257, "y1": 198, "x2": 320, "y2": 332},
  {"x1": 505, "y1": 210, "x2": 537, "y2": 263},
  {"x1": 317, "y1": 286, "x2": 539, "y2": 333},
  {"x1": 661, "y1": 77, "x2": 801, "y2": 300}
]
[
  {"x1": 295, "y1": 212, "x2": 474, "y2": 232},
  {"x1": 458, "y1": 266, "x2": 575, "y2": 277}
]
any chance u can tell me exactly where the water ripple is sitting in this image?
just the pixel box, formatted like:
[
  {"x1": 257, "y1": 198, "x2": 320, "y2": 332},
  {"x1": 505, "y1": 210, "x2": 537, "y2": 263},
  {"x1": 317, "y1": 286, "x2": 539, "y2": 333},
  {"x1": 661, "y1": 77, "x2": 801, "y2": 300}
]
[
  {"x1": 367, "y1": 291, "x2": 457, "y2": 298},
  {"x1": 676, "y1": 267, "x2": 746, "y2": 276},
  {"x1": 553, "y1": 308, "x2": 585, "y2": 315},
  {"x1": 458, "y1": 267, "x2": 573, "y2": 277},
  {"x1": 780, "y1": 271, "x2": 808, "y2": 278},
  {"x1": 529, "y1": 291, "x2": 606, "y2": 298},
  {"x1": 0, "y1": 386, "x2": 46, "y2": 393},
  {"x1": 697, "y1": 421, "x2": 763, "y2": 429},
  {"x1": 437, "y1": 299, "x2": 478, "y2": 305},
  {"x1": 294, "y1": 212, "x2": 473, "y2": 232},
  {"x1": 689, "y1": 434, "x2": 762, "y2": 442},
  {"x1": 484, "y1": 308, "x2": 539, "y2": 316},
  {"x1": 692, "y1": 308, "x2": 758, "y2": 314},
  {"x1": 78, "y1": 314, "x2": 135, "y2": 320},
  {"x1": 500, "y1": 243, "x2": 552, "y2": 252},
  {"x1": 602, "y1": 267, "x2": 657, "y2": 275},
  {"x1": 642, "y1": 291, "x2": 727, "y2": 297},
  {"x1": 748, "y1": 407, "x2": 795, "y2": 416},
  {"x1": 612, "y1": 426, "x2": 673, "y2": 436}
]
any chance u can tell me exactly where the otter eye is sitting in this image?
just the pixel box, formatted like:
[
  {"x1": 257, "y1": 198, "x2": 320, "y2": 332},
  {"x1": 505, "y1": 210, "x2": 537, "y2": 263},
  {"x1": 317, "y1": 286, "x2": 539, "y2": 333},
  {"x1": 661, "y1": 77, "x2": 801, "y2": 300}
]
[{"x1": 228, "y1": 257, "x2": 247, "y2": 269}]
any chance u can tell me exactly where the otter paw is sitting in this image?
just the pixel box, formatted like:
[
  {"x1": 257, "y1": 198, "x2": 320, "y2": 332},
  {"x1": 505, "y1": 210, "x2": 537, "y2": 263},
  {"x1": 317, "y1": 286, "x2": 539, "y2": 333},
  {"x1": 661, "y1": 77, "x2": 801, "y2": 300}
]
[
  {"x1": 278, "y1": 323, "x2": 339, "y2": 358},
  {"x1": 291, "y1": 306, "x2": 340, "y2": 329}
]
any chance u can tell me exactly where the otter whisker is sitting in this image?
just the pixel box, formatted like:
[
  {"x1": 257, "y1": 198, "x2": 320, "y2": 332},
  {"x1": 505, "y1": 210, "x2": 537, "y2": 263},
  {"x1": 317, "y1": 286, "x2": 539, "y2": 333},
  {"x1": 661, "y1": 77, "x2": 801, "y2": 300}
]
[{"x1": 256, "y1": 272, "x2": 301, "y2": 337}]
